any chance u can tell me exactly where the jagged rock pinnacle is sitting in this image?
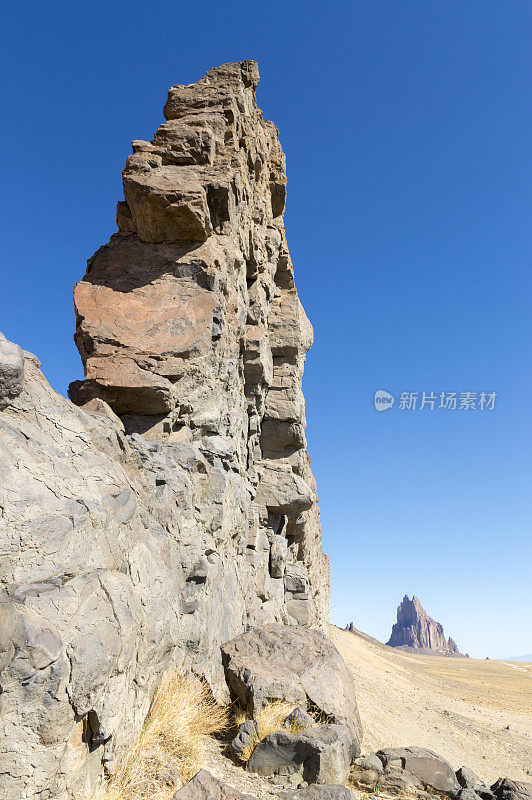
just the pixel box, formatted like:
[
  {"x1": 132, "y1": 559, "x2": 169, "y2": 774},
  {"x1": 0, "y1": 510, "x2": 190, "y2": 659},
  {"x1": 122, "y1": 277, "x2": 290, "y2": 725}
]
[
  {"x1": 0, "y1": 61, "x2": 332, "y2": 800},
  {"x1": 387, "y1": 595, "x2": 467, "y2": 657}
]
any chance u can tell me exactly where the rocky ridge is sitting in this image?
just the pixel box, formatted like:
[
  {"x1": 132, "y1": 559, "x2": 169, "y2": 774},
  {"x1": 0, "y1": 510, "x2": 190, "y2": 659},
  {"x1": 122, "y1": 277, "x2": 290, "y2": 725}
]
[
  {"x1": 0, "y1": 61, "x2": 331, "y2": 800},
  {"x1": 386, "y1": 595, "x2": 468, "y2": 657}
]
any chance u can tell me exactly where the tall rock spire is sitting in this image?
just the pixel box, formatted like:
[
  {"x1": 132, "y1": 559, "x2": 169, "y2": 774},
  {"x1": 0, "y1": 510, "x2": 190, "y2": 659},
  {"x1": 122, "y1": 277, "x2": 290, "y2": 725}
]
[
  {"x1": 387, "y1": 595, "x2": 467, "y2": 656},
  {"x1": 69, "y1": 61, "x2": 329, "y2": 629},
  {"x1": 0, "y1": 63, "x2": 331, "y2": 800}
]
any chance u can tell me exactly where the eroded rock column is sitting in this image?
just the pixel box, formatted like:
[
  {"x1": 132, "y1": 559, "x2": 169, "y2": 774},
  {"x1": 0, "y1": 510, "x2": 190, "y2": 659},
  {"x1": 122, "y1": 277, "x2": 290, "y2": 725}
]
[{"x1": 70, "y1": 60, "x2": 330, "y2": 633}]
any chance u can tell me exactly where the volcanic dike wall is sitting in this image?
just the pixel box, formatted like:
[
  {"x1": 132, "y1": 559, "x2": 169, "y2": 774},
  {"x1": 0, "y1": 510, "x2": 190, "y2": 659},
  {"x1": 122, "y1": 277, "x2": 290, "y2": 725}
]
[{"x1": 0, "y1": 61, "x2": 329, "y2": 799}]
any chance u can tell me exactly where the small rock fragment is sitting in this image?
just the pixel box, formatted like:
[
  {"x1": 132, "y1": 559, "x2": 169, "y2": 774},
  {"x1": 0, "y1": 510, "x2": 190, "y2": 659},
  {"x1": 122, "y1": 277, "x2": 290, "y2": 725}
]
[
  {"x1": 0, "y1": 332, "x2": 24, "y2": 402},
  {"x1": 231, "y1": 719, "x2": 259, "y2": 761}
]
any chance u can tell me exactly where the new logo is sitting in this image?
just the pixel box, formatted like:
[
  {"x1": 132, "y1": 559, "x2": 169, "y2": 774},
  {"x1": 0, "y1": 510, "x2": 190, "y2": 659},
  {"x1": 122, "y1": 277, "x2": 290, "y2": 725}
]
[{"x1": 374, "y1": 389, "x2": 395, "y2": 412}]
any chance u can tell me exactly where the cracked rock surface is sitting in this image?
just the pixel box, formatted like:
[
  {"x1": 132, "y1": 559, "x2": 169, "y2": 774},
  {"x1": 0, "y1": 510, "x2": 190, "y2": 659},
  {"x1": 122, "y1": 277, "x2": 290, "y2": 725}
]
[{"x1": 0, "y1": 61, "x2": 330, "y2": 800}]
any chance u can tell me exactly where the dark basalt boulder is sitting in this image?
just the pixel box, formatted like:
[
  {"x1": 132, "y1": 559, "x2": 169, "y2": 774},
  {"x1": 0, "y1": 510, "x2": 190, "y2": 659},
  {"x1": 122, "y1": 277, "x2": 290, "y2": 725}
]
[
  {"x1": 376, "y1": 746, "x2": 460, "y2": 795},
  {"x1": 491, "y1": 778, "x2": 532, "y2": 800},
  {"x1": 378, "y1": 766, "x2": 426, "y2": 796},
  {"x1": 458, "y1": 790, "x2": 482, "y2": 800},
  {"x1": 278, "y1": 787, "x2": 355, "y2": 800},
  {"x1": 172, "y1": 769, "x2": 258, "y2": 799},
  {"x1": 221, "y1": 624, "x2": 363, "y2": 751},
  {"x1": 231, "y1": 719, "x2": 260, "y2": 762},
  {"x1": 246, "y1": 724, "x2": 355, "y2": 785},
  {"x1": 456, "y1": 766, "x2": 496, "y2": 800}
]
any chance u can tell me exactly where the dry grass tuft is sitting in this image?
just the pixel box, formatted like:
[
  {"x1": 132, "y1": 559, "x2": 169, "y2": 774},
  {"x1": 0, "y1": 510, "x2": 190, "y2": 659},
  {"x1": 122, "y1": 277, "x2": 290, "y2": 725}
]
[
  {"x1": 255, "y1": 700, "x2": 296, "y2": 740},
  {"x1": 232, "y1": 705, "x2": 247, "y2": 731},
  {"x1": 94, "y1": 671, "x2": 228, "y2": 800},
  {"x1": 306, "y1": 701, "x2": 335, "y2": 727},
  {"x1": 232, "y1": 700, "x2": 299, "y2": 762}
]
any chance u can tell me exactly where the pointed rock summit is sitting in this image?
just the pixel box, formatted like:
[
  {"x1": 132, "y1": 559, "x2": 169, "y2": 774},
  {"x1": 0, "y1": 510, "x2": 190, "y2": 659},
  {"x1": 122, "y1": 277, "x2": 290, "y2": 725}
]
[{"x1": 387, "y1": 595, "x2": 468, "y2": 657}]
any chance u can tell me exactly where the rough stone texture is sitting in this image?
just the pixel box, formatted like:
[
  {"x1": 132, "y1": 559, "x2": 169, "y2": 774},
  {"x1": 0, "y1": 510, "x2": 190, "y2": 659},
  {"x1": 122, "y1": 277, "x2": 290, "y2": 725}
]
[
  {"x1": 377, "y1": 746, "x2": 460, "y2": 795},
  {"x1": 231, "y1": 719, "x2": 260, "y2": 761},
  {"x1": 0, "y1": 331, "x2": 24, "y2": 405},
  {"x1": 350, "y1": 753, "x2": 383, "y2": 791},
  {"x1": 387, "y1": 595, "x2": 467, "y2": 657},
  {"x1": 246, "y1": 725, "x2": 355, "y2": 784},
  {"x1": 284, "y1": 707, "x2": 314, "y2": 732},
  {"x1": 491, "y1": 779, "x2": 532, "y2": 800},
  {"x1": 457, "y1": 766, "x2": 484, "y2": 789},
  {"x1": 67, "y1": 60, "x2": 329, "y2": 644},
  {"x1": 377, "y1": 767, "x2": 426, "y2": 796},
  {"x1": 459, "y1": 790, "x2": 484, "y2": 800},
  {"x1": 457, "y1": 765, "x2": 495, "y2": 797},
  {"x1": 221, "y1": 624, "x2": 363, "y2": 748},
  {"x1": 354, "y1": 754, "x2": 383, "y2": 773},
  {"x1": 172, "y1": 769, "x2": 258, "y2": 800},
  {"x1": 278, "y1": 786, "x2": 355, "y2": 800},
  {"x1": 69, "y1": 58, "x2": 328, "y2": 630},
  {"x1": 0, "y1": 61, "x2": 330, "y2": 800}
]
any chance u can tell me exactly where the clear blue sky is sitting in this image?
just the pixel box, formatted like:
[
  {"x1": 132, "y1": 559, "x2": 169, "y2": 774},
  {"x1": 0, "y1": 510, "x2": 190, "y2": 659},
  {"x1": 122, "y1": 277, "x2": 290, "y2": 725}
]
[{"x1": 1, "y1": 1, "x2": 530, "y2": 658}]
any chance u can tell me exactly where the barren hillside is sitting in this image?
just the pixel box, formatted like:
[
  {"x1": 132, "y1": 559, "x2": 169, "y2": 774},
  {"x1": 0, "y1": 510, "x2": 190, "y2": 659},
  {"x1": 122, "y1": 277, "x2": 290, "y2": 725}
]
[{"x1": 332, "y1": 625, "x2": 532, "y2": 784}]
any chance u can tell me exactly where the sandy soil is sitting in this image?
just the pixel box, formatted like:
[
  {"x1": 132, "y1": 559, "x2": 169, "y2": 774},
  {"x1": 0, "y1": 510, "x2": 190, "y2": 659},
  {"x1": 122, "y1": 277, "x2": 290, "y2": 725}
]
[{"x1": 331, "y1": 625, "x2": 532, "y2": 784}]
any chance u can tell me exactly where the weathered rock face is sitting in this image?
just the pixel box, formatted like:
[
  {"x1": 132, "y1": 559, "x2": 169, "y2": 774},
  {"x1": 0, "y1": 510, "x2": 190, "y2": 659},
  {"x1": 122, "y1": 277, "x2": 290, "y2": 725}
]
[
  {"x1": 352, "y1": 747, "x2": 461, "y2": 798},
  {"x1": 387, "y1": 595, "x2": 467, "y2": 657},
  {"x1": 246, "y1": 724, "x2": 355, "y2": 784},
  {"x1": 221, "y1": 624, "x2": 363, "y2": 749},
  {"x1": 491, "y1": 779, "x2": 532, "y2": 800},
  {"x1": 376, "y1": 746, "x2": 459, "y2": 796},
  {"x1": 68, "y1": 58, "x2": 329, "y2": 630},
  {"x1": 172, "y1": 769, "x2": 259, "y2": 800},
  {"x1": 278, "y1": 787, "x2": 355, "y2": 800},
  {"x1": 0, "y1": 332, "x2": 24, "y2": 405},
  {"x1": 0, "y1": 61, "x2": 329, "y2": 800}
]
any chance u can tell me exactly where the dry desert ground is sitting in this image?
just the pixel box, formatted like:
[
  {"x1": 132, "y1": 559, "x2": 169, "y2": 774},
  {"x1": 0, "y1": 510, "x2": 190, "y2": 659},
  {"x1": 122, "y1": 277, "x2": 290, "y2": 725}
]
[{"x1": 331, "y1": 625, "x2": 532, "y2": 785}]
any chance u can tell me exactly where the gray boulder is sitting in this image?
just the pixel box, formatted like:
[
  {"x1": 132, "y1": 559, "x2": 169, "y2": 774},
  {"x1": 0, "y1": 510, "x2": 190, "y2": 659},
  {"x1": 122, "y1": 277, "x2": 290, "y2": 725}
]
[
  {"x1": 278, "y1": 786, "x2": 355, "y2": 800},
  {"x1": 246, "y1": 724, "x2": 354, "y2": 784},
  {"x1": 459, "y1": 790, "x2": 482, "y2": 800},
  {"x1": 378, "y1": 766, "x2": 426, "y2": 796},
  {"x1": 491, "y1": 779, "x2": 532, "y2": 800},
  {"x1": 457, "y1": 766, "x2": 495, "y2": 800},
  {"x1": 172, "y1": 769, "x2": 258, "y2": 799},
  {"x1": 221, "y1": 624, "x2": 362, "y2": 751},
  {"x1": 350, "y1": 753, "x2": 384, "y2": 791},
  {"x1": 377, "y1": 746, "x2": 459, "y2": 795},
  {"x1": 354, "y1": 753, "x2": 383, "y2": 772},
  {"x1": 231, "y1": 719, "x2": 260, "y2": 761},
  {"x1": 0, "y1": 332, "x2": 24, "y2": 403},
  {"x1": 458, "y1": 767, "x2": 486, "y2": 790},
  {"x1": 284, "y1": 707, "x2": 315, "y2": 732}
]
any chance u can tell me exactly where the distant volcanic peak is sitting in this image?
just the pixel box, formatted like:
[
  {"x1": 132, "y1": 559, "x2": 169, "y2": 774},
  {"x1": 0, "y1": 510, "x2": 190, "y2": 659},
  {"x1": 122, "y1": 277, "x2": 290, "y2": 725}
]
[
  {"x1": 396, "y1": 594, "x2": 424, "y2": 625},
  {"x1": 387, "y1": 595, "x2": 466, "y2": 657}
]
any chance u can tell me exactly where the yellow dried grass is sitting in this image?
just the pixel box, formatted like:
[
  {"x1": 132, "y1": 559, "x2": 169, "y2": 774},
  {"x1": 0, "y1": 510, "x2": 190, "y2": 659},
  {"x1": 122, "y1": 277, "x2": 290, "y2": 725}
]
[
  {"x1": 93, "y1": 671, "x2": 228, "y2": 800},
  {"x1": 232, "y1": 700, "x2": 298, "y2": 762}
]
